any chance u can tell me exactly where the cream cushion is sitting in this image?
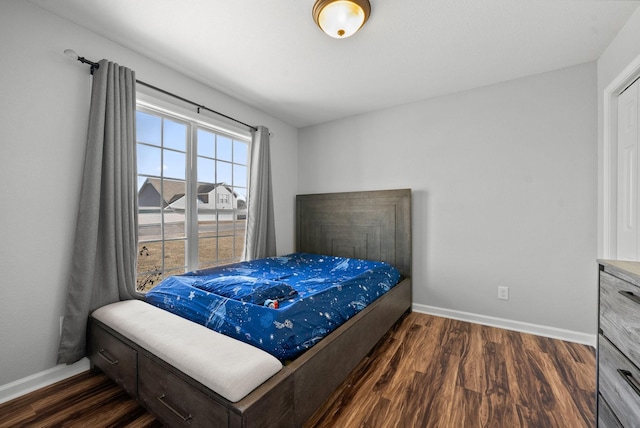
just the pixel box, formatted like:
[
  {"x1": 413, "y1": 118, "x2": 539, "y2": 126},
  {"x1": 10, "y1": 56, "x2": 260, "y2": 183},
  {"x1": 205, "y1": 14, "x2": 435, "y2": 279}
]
[{"x1": 92, "y1": 299, "x2": 282, "y2": 402}]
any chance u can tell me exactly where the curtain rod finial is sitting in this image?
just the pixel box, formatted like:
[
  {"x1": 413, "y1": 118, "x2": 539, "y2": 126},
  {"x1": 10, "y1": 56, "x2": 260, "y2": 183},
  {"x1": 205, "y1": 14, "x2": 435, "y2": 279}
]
[
  {"x1": 65, "y1": 49, "x2": 100, "y2": 74},
  {"x1": 64, "y1": 49, "x2": 78, "y2": 60}
]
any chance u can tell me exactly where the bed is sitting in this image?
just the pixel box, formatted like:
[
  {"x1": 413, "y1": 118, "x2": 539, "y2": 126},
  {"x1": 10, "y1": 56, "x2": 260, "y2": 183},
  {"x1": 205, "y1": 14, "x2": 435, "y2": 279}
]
[{"x1": 88, "y1": 188, "x2": 412, "y2": 427}]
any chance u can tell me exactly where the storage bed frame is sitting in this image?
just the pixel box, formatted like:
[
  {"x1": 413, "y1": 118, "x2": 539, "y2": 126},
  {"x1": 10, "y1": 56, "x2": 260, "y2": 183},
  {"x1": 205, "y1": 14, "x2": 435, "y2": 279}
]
[{"x1": 89, "y1": 189, "x2": 412, "y2": 427}]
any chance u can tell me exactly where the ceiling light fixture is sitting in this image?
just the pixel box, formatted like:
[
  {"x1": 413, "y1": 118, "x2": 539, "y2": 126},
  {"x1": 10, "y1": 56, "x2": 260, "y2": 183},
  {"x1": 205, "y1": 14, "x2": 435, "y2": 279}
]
[{"x1": 312, "y1": 0, "x2": 371, "y2": 39}]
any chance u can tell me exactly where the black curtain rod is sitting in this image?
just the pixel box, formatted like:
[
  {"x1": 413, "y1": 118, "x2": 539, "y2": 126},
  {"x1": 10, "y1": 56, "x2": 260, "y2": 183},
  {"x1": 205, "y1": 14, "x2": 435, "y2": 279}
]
[
  {"x1": 67, "y1": 51, "x2": 258, "y2": 132},
  {"x1": 136, "y1": 80, "x2": 258, "y2": 132}
]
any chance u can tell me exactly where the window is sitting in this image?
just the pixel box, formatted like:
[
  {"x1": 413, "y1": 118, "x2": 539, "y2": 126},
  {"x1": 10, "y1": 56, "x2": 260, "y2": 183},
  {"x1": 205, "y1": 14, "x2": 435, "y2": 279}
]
[{"x1": 136, "y1": 105, "x2": 249, "y2": 292}]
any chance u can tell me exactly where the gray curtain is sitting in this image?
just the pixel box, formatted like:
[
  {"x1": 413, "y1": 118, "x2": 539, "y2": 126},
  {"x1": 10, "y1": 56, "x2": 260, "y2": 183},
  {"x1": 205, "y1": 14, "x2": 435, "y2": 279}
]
[
  {"x1": 243, "y1": 126, "x2": 277, "y2": 260},
  {"x1": 58, "y1": 60, "x2": 137, "y2": 364}
]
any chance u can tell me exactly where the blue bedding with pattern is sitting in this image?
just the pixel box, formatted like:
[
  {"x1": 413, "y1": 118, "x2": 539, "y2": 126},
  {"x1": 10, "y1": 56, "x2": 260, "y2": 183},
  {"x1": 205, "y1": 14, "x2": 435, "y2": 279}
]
[{"x1": 145, "y1": 253, "x2": 401, "y2": 360}]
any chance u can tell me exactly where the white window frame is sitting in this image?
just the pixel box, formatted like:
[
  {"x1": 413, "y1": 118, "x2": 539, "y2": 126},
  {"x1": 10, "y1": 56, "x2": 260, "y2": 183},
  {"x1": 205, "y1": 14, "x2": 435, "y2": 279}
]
[{"x1": 136, "y1": 91, "x2": 251, "y2": 290}]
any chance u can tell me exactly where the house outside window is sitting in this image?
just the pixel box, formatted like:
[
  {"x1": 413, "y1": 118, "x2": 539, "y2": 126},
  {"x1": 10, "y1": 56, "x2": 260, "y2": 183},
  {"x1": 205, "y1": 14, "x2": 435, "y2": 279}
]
[{"x1": 136, "y1": 105, "x2": 249, "y2": 292}]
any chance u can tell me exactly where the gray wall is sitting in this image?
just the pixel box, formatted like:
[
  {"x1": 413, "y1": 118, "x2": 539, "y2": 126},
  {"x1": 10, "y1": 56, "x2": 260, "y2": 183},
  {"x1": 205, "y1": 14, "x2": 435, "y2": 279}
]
[
  {"x1": 0, "y1": 0, "x2": 297, "y2": 386},
  {"x1": 298, "y1": 62, "x2": 598, "y2": 337}
]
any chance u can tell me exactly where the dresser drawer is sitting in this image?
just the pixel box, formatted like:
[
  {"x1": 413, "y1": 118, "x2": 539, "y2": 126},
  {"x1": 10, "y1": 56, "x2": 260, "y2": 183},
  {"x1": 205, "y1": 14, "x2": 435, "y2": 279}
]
[
  {"x1": 598, "y1": 334, "x2": 640, "y2": 427},
  {"x1": 600, "y1": 271, "x2": 640, "y2": 367},
  {"x1": 598, "y1": 393, "x2": 623, "y2": 428},
  {"x1": 138, "y1": 354, "x2": 229, "y2": 428},
  {"x1": 89, "y1": 324, "x2": 137, "y2": 397}
]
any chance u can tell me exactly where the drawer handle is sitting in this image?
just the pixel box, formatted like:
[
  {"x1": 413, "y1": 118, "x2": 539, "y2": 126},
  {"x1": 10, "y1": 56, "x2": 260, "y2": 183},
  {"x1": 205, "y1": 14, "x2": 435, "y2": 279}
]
[
  {"x1": 619, "y1": 290, "x2": 640, "y2": 305},
  {"x1": 157, "y1": 394, "x2": 193, "y2": 422},
  {"x1": 98, "y1": 349, "x2": 119, "y2": 365},
  {"x1": 618, "y1": 369, "x2": 640, "y2": 397}
]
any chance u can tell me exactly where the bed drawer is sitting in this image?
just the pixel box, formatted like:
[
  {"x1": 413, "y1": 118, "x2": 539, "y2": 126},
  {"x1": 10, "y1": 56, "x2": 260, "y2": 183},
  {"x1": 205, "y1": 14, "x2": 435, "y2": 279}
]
[
  {"x1": 598, "y1": 334, "x2": 640, "y2": 427},
  {"x1": 138, "y1": 354, "x2": 228, "y2": 428},
  {"x1": 90, "y1": 324, "x2": 137, "y2": 397},
  {"x1": 600, "y1": 270, "x2": 640, "y2": 367}
]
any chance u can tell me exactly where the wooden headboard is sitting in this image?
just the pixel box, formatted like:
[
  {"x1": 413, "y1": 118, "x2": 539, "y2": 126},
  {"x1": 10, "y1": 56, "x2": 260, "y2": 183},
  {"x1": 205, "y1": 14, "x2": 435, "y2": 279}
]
[{"x1": 296, "y1": 189, "x2": 411, "y2": 277}]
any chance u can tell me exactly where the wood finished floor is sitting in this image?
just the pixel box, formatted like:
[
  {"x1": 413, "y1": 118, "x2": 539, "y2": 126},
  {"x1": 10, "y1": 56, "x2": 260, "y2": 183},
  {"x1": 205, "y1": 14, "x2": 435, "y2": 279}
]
[
  {"x1": 306, "y1": 313, "x2": 596, "y2": 428},
  {"x1": 0, "y1": 313, "x2": 596, "y2": 428}
]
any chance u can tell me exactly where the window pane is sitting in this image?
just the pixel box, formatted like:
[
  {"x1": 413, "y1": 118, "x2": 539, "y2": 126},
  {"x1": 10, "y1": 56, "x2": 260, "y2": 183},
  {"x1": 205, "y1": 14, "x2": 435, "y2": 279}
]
[
  {"x1": 138, "y1": 211, "x2": 162, "y2": 240},
  {"x1": 138, "y1": 179, "x2": 162, "y2": 209},
  {"x1": 164, "y1": 212, "x2": 186, "y2": 239},
  {"x1": 197, "y1": 157, "x2": 215, "y2": 184},
  {"x1": 196, "y1": 185, "x2": 213, "y2": 210},
  {"x1": 198, "y1": 214, "x2": 218, "y2": 237},
  {"x1": 233, "y1": 165, "x2": 247, "y2": 188},
  {"x1": 136, "y1": 107, "x2": 248, "y2": 292},
  {"x1": 137, "y1": 176, "x2": 147, "y2": 191},
  {"x1": 137, "y1": 111, "x2": 161, "y2": 146},
  {"x1": 234, "y1": 187, "x2": 247, "y2": 202},
  {"x1": 217, "y1": 235, "x2": 235, "y2": 261},
  {"x1": 199, "y1": 236, "x2": 218, "y2": 268},
  {"x1": 136, "y1": 241, "x2": 163, "y2": 292},
  {"x1": 234, "y1": 140, "x2": 248, "y2": 165},
  {"x1": 216, "y1": 187, "x2": 233, "y2": 211},
  {"x1": 163, "y1": 150, "x2": 186, "y2": 180},
  {"x1": 217, "y1": 161, "x2": 232, "y2": 185},
  {"x1": 197, "y1": 129, "x2": 215, "y2": 158},
  {"x1": 235, "y1": 187, "x2": 247, "y2": 213},
  {"x1": 162, "y1": 179, "x2": 186, "y2": 211},
  {"x1": 234, "y1": 225, "x2": 245, "y2": 260},
  {"x1": 164, "y1": 119, "x2": 186, "y2": 151},
  {"x1": 164, "y1": 239, "x2": 186, "y2": 271},
  {"x1": 137, "y1": 145, "x2": 161, "y2": 177},
  {"x1": 217, "y1": 135, "x2": 232, "y2": 161},
  {"x1": 234, "y1": 245, "x2": 243, "y2": 261},
  {"x1": 138, "y1": 242, "x2": 162, "y2": 272},
  {"x1": 234, "y1": 224, "x2": 246, "y2": 238}
]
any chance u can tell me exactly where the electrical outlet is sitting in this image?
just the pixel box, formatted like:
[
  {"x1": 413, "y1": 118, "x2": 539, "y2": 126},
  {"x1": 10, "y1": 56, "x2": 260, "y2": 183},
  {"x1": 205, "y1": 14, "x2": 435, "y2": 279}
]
[{"x1": 498, "y1": 286, "x2": 509, "y2": 300}]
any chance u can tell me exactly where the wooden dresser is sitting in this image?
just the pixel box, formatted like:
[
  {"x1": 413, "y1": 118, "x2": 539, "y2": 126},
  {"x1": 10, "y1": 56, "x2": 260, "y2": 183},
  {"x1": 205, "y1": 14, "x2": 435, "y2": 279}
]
[{"x1": 598, "y1": 260, "x2": 640, "y2": 427}]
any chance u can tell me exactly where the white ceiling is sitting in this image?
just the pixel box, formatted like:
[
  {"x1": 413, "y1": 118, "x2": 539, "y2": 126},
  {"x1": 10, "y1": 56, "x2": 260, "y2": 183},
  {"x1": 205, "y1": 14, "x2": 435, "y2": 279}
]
[{"x1": 29, "y1": 0, "x2": 640, "y2": 128}]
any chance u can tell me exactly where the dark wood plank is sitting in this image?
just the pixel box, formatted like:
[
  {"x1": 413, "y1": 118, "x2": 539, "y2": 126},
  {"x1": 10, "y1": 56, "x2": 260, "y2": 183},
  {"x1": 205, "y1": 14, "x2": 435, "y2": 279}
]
[
  {"x1": 0, "y1": 371, "x2": 162, "y2": 428},
  {"x1": 306, "y1": 313, "x2": 595, "y2": 428}
]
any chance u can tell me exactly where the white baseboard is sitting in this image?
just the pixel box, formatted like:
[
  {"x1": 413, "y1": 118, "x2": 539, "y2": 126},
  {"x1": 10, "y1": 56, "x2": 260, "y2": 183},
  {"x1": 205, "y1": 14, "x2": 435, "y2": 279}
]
[
  {"x1": 0, "y1": 358, "x2": 90, "y2": 404},
  {"x1": 413, "y1": 304, "x2": 597, "y2": 348}
]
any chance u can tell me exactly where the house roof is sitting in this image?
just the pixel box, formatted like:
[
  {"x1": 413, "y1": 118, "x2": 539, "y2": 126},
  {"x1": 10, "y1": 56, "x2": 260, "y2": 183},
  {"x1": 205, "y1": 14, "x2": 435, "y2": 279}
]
[
  {"x1": 140, "y1": 178, "x2": 239, "y2": 206},
  {"x1": 140, "y1": 178, "x2": 186, "y2": 207}
]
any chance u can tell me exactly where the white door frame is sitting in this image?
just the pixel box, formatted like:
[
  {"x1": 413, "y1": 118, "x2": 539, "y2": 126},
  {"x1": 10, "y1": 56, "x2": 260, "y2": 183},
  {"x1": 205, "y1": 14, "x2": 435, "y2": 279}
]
[{"x1": 603, "y1": 53, "x2": 640, "y2": 258}]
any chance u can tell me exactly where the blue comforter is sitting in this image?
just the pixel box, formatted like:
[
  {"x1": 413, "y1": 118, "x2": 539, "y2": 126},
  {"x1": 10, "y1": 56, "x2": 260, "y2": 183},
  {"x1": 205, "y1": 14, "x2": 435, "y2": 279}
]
[{"x1": 145, "y1": 253, "x2": 401, "y2": 360}]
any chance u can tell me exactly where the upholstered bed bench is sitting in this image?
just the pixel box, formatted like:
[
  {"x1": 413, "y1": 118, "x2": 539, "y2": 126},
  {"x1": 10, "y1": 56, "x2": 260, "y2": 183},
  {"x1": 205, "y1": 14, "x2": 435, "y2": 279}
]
[
  {"x1": 92, "y1": 300, "x2": 282, "y2": 402},
  {"x1": 90, "y1": 300, "x2": 288, "y2": 426}
]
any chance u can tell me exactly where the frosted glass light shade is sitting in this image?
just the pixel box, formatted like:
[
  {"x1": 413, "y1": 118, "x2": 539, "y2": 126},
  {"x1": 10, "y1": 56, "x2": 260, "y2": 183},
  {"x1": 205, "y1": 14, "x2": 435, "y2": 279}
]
[{"x1": 313, "y1": 0, "x2": 371, "y2": 39}]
